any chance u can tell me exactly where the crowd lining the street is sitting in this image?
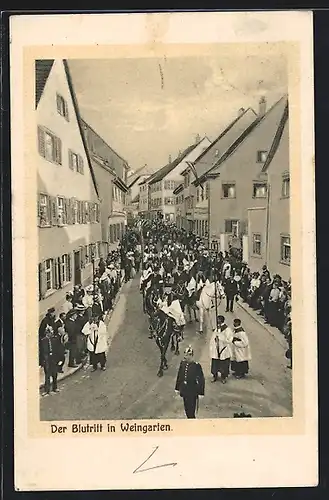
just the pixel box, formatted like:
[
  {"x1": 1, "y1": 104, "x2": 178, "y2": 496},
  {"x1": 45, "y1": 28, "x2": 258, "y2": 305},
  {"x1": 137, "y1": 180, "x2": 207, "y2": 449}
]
[{"x1": 38, "y1": 219, "x2": 292, "y2": 402}]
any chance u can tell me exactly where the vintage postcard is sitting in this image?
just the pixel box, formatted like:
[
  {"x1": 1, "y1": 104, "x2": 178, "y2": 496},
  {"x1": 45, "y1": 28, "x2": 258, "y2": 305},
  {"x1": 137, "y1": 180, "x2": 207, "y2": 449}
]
[{"x1": 11, "y1": 11, "x2": 317, "y2": 490}]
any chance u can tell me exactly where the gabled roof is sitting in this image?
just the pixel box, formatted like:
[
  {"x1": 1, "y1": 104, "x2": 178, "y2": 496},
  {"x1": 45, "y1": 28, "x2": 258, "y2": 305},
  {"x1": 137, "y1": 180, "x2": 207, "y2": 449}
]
[
  {"x1": 195, "y1": 96, "x2": 288, "y2": 185},
  {"x1": 80, "y1": 118, "x2": 129, "y2": 176},
  {"x1": 261, "y1": 101, "x2": 289, "y2": 173},
  {"x1": 187, "y1": 108, "x2": 257, "y2": 181},
  {"x1": 35, "y1": 60, "x2": 54, "y2": 108},
  {"x1": 113, "y1": 176, "x2": 129, "y2": 193},
  {"x1": 148, "y1": 143, "x2": 199, "y2": 185},
  {"x1": 63, "y1": 60, "x2": 100, "y2": 198},
  {"x1": 173, "y1": 183, "x2": 184, "y2": 195},
  {"x1": 127, "y1": 166, "x2": 153, "y2": 188}
]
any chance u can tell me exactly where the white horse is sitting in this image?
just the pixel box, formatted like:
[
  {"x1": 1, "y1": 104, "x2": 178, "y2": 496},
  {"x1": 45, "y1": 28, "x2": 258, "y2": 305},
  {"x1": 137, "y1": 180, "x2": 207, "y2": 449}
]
[{"x1": 196, "y1": 280, "x2": 225, "y2": 334}]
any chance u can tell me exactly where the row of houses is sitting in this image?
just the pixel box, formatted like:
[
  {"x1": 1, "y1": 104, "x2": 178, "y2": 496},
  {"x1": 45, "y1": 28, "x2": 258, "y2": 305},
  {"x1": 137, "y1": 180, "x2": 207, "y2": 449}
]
[
  {"x1": 36, "y1": 59, "x2": 131, "y2": 318},
  {"x1": 136, "y1": 95, "x2": 290, "y2": 281}
]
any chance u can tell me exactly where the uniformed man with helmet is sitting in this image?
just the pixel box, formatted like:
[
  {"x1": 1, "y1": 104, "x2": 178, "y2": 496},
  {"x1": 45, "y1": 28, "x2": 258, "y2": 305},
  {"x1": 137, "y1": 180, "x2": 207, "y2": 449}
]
[{"x1": 175, "y1": 345, "x2": 205, "y2": 418}]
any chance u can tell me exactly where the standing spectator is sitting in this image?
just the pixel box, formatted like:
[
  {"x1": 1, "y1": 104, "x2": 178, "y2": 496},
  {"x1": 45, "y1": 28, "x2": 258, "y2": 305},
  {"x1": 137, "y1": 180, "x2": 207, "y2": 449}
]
[
  {"x1": 174, "y1": 345, "x2": 205, "y2": 419},
  {"x1": 98, "y1": 257, "x2": 106, "y2": 276},
  {"x1": 40, "y1": 325, "x2": 63, "y2": 396},
  {"x1": 54, "y1": 312, "x2": 67, "y2": 372},
  {"x1": 65, "y1": 310, "x2": 79, "y2": 368},
  {"x1": 209, "y1": 315, "x2": 233, "y2": 384},
  {"x1": 224, "y1": 277, "x2": 238, "y2": 313},
  {"x1": 74, "y1": 304, "x2": 88, "y2": 361},
  {"x1": 72, "y1": 285, "x2": 84, "y2": 307},
  {"x1": 82, "y1": 314, "x2": 108, "y2": 371},
  {"x1": 231, "y1": 318, "x2": 251, "y2": 378},
  {"x1": 38, "y1": 307, "x2": 56, "y2": 342},
  {"x1": 62, "y1": 293, "x2": 74, "y2": 315}
]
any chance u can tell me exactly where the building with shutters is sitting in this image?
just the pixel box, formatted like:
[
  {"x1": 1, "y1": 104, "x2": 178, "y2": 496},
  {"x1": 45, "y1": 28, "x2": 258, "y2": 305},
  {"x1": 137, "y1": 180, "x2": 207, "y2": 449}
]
[
  {"x1": 36, "y1": 59, "x2": 102, "y2": 320},
  {"x1": 205, "y1": 96, "x2": 288, "y2": 257},
  {"x1": 181, "y1": 107, "x2": 258, "y2": 239},
  {"x1": 173, "y1": 183, "x2": 185, "y2": 229},
  {"x1": 80, "y1": 119, "x2": 129, "y2": 250},
  {"x1": 147, "y1": 136, "x2": 211, "y2": 222},
  {"x1": 247, "y1": 101, "x2": 290, "y2": 280}
]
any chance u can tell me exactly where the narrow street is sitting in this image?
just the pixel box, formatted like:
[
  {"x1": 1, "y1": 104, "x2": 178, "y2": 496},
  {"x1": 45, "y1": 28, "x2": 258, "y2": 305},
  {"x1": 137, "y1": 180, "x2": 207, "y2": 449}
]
[{"x1": 40, "y1": 274, "x2": 292, "y2": 421}]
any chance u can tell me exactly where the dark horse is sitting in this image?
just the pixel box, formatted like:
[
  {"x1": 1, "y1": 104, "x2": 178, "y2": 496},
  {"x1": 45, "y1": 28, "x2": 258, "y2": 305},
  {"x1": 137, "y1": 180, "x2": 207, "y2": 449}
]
[{"x1": 154, "y1": 309, "x2": 183, "y2": 377}]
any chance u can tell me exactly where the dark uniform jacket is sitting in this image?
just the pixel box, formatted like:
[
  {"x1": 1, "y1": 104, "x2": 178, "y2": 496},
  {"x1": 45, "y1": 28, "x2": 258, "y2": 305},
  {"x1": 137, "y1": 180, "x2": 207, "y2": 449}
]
[
  {"x1": 224, "y1": 279, "x2": 238, "y2": 299},
  {"x1": 40, "y1": 335, "x2": 63, "y2": 368},
  {"x1": 175, "y1": 360, "x2": 205, "y2": 397}
]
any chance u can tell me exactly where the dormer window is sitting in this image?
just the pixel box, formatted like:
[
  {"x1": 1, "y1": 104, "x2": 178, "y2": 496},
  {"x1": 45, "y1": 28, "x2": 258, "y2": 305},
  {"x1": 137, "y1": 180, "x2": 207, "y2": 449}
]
[
  {"x1": 257, "y1": 150, "x2": 267, "y2": 163},
  {"x1": 56, "y1": 93, "x2": 69, "y2": 121}
]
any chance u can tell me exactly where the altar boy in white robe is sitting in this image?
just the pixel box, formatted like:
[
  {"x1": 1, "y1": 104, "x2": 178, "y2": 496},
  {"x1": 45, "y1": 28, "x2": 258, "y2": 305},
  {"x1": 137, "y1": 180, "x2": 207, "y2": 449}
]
[{"x1": 231, "y1": 318, "x2": 251, "y2": 378}]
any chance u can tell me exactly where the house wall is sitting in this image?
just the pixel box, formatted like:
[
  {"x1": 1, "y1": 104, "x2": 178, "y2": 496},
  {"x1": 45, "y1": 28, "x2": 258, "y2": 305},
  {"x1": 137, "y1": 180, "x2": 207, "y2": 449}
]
[
  {"x1": 37, "y1": 60, "x2": 102, "y2": 320},
  {"x1": 138, "y1": 182, "x2": 149, "y2": 214},
  {"x1": 247, "y1": 207, "x2": 267, "y2": 272},
  {"x1": 81, "y1": 120, "x2": 129, "y2": 182},
  {"x1": 267, "y1": 122, "x2": 290, "y2": 281},
  {"x1": 209, "y1": 99, "x2": 287, "y2": 251},
  {"x1": 89, "y1": 157, "x2": 114, "y2": 245}
]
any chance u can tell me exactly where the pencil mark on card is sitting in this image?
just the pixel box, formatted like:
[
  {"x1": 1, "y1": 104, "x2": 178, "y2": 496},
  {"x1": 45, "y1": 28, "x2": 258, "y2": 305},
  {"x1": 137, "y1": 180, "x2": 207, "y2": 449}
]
[{"x1": 133, "y1": 446, "x2": 177, "y2": 474}]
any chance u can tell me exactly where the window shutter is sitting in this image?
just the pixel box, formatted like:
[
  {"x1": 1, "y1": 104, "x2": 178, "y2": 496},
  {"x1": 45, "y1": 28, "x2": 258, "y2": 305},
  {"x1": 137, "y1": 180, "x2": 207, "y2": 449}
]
[
  {"x1": 64, "y1": 100, "x2": 69, "y2": 121},
  {"x1": 240, "y1": 219, "x2": 248, "y2": 236},
  {"x1": 78, "y1": 155, "x2": 84, "y2": 174},
  {"x1": 52, "y1": 259, "x2": 59, "y2": 289},
  {"x1": 67, "y1": 253, "x2": 72, "y2": 281},
  {"x1": 57, "y1": 257, "x2": 62, "y2": 288},
  {"x1": 79, "y1": 247, "x2": 85, "y2": 269},
  {"x1": 38, "y1": 262, "x2": 47, "y2": 300},
  {"x1": 88, "y1": 202, "x2": 92, "y2": 223},
  {"x1": 55, "y1": 137, "x2": 62, "y2": 164},
  {"x1": 56, "y1": 94, "x2": 61, "y2": 114},
  {"x1": 37, "y1": 196, "x2": 41, "y2": 226},
  {"x1": 225, "y1": 220, "x2": 232, "y2": 233},
  {"x1": 68, "y1": 150, "x2": 74, "y2": 170},
  {"x1": 50, "y1": 196, "x2": 57, "y2": 226},
  {"x1": 37, "y1": 126, "x2": 45, "y2": 158}
]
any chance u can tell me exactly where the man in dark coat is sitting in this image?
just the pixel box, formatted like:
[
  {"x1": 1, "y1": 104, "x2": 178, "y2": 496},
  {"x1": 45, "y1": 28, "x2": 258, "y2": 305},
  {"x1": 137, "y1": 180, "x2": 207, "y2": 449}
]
[
  {"x1": 65, "y1": 310, "x2": 79, "y2": 368},
  {"x1": 40, "y1": 325, "x2": 63, "y2": 396},
  {"x1": 38, "y1": 307, "x2": 56, "y2": 342},
  {"x1": 224, "y1": 277, "x2": 238, "y2": 313},
  {"x1": 175, "y1": 345, "x2": 205, "y2": 419}
]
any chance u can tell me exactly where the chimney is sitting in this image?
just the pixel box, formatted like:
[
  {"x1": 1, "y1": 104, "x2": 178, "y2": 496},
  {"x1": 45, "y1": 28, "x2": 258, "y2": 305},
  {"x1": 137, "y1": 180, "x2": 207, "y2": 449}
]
[
  {"x1": 238, "y1": 107, "x2": 245, "y2": 117},
  {"x1": 259, "y1": 96, "x2": 266, "y2": 117},
  {"x1": 168, "y1": 154, "x2": 172, "y2": 163},
  {"x1": 195, "y1": 133, "x2": 200, "y2": 144}
]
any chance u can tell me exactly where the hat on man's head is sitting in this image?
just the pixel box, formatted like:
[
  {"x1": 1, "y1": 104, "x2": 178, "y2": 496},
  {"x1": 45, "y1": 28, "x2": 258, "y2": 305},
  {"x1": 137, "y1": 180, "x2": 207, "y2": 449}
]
[
  {"x1": 74, "y1": 304, "x2": 86, "y2": 312},
  {"x1": 184, "y1": 345, "x2": 194, "y2": 356},
  {"x1": 47, "y1": 307, "x2": 55, "y2": 315},
  {"x1": 85, "y1": 284, "x2": 93, "y2": 293}
]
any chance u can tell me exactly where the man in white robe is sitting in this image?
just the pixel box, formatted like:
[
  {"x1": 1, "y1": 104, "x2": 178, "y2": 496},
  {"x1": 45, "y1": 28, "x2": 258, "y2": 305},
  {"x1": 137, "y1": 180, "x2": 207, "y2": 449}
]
[{"x1": 231, "y1": 318, "x2": 251, "y2": 378}]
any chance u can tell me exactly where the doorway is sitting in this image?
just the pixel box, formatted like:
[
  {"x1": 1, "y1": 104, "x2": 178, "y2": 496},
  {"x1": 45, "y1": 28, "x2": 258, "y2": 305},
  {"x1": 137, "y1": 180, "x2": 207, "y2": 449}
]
[{"x1": 74, "y1": 250, "x2": 81, "y2": 286}]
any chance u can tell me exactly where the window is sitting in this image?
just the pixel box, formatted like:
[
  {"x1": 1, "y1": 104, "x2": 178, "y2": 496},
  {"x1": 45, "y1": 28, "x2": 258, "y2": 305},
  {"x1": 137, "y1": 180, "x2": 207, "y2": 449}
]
[
  {"x1": 252, "y1": 233, "x2": 262, "y2": 255},
  {"x1": 45, "y1": 258, "x2": 54, "y2": 291},
  {"x1": 281, "y1": 235, "x2": 291, "y2": 264},
  {"x1": 57, "y1": 197, "x2": 66, "y2": 225},
  {"x1": 282, "y1": 175, "x2": 290, "y2": 198},
  {"x1": 68, "y1": 150, "x2": 80, "y2": 171},
  {"x1": 56, "y1": 93, "x2": 69, "y2": 120},
  {"x1": 222, "y1": 183, "x2": 236, "y2": 198},
  {"x1": 84, "y1": 201, "x2": 90, "y2": 223},
  {"x1": 37, "y1": 126, "x2": 62, "y2": 165},
  {"x1": 60, "y1": 254, "x2": 70, "y2": 283},
  {"x1": 205, "y1": 220, "x2": 208, "y2": 236},
  {"x1": 253, "y1": 182, "x2": 267, "y2": 198},
  {"x1": 225, "y1": 219, "x2": 239, "y2": 235},
  {"x1": 257, "y1": 150, "x2": 268, "y2": 163},
  {"x1": 196, "y1": 187, "x2": 200, "y2": 203},
  {"x1": 164, "y1": 197, "x2": 174, "y2": 205},
  {"x1": 72, "y1": 199, "x2": 78, "y2": 224},
  {"x1": 205, "y1": 182, "x2": 210, "y2": 200},
  {"x1": 38, "y1": 193, "x2": 50, "y2": 226}
]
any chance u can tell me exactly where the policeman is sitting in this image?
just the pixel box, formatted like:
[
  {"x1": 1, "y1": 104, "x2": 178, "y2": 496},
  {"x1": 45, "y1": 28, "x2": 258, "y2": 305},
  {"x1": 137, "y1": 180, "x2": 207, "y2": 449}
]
[{"x1": 174, "y1": 345, "x2": 205, "y2": 418}]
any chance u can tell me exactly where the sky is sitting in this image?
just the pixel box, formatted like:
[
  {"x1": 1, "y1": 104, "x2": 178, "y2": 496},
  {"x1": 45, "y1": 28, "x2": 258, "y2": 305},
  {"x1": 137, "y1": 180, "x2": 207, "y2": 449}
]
[{"x1": 68, "y1": 44, "x2": 288, "y2": 173}]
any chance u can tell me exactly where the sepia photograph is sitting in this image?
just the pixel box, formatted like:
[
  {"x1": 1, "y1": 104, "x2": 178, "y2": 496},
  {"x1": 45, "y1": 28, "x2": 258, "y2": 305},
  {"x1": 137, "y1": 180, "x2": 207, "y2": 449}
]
[
  {"x1": 36, "y1": 48, "x2": 292, "y2": 422},
  {"x1": 11, "y1": 11, "x2": 317, "y2": 491}
]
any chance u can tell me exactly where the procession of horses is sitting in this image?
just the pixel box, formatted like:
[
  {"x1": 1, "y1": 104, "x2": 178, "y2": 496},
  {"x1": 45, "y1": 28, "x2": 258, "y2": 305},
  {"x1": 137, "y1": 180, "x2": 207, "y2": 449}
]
[{"x1": 134, "y1": 220, "x2": 237, "y2": 377}]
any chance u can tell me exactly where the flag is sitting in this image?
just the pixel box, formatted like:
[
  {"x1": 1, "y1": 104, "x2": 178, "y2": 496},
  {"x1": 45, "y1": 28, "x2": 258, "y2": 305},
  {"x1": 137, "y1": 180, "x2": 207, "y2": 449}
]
[{"x1": 187, "y1": 161, "x2": 204, "y2": 191}]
